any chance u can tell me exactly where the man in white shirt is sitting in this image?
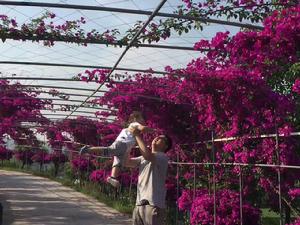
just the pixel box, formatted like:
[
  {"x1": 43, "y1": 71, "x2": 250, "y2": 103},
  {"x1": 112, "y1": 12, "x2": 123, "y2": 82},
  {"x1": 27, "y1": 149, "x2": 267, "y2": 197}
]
[{"x1": 125, "y1": 128, "x2": 172, "y2": 225}]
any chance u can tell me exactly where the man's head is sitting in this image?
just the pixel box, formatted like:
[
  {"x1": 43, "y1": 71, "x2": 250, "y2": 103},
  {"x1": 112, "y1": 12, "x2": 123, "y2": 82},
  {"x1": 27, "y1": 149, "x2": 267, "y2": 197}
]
[{"x1": 152, "y1": 134, "x2": 172, "y2": 153}]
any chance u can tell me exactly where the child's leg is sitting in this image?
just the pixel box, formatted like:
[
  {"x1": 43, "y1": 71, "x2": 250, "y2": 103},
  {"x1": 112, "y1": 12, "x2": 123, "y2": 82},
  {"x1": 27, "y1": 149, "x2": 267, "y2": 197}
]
[
  {"x1": 107, "y1": 156, "x2": 121, "y2": 188},
  {"x1": 87, "y1": 146, "x2": 111, "y2": 156},
  {"x1": 89, "y1": 142, "x2": 125, "y2": 157},
  {"x1": 111, "y1": 164, "x2": 120, "y2": 178}
]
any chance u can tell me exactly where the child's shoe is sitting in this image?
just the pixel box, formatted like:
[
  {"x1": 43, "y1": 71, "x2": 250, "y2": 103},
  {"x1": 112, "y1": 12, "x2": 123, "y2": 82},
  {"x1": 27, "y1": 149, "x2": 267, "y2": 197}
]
[
  {"x1": 106, "y1": 176, "x2": 120, "y2": 188},
  {"x1": 79, "y1": 145, "x2": 89, "y2": 155}
]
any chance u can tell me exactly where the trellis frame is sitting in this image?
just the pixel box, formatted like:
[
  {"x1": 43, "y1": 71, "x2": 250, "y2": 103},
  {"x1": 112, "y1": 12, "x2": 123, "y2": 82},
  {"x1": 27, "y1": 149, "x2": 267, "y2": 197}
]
[{"x1": 0, "y1": 1, "x2": 297, "y2": 224}]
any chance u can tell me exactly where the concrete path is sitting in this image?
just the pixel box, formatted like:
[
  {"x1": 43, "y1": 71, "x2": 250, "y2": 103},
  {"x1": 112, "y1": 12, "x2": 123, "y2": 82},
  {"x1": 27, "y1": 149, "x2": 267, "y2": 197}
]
[{"x1": 0, "y1": 170, "x2": 132, "y2": 225}]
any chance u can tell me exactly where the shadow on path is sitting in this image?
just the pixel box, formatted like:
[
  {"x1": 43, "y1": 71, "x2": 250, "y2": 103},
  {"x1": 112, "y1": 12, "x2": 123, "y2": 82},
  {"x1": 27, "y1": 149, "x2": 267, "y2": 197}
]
[{"x1": 0, "y1": 170, "x2": 131, "y2": 225}]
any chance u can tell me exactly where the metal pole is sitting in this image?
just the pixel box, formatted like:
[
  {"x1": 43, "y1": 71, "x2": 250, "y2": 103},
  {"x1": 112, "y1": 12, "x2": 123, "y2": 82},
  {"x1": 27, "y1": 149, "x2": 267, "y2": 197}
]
[
  {"x1": 87, "y1": 154, "x2": 90, "y2": 184},
  {"x1": 239, "y1": 166, "x2": 243, "y2": 225},
  {"x1": 275, "y1": 125, "x2": 283, "y2": 225},
  {"x1": 25, "y1": 150, "x2": 27, "y2": 169},
  {"x1": 16, "y1": 84, "x2": 107, "y2": 92},
  {"x1": 1, "y1": 96, "x2": 114, "y2": 106},
  {"x1": 129, "y1": 169, "x2": 133, "y2": 203},
  {"x1": 193, "y1": 149, "x2": 196, "y2": 200},
  {"x1": 211, "y1": 130, "x2": 217, "y2": 225},
  {"x1": 0, "y1": 61, "x2": 167, "y2": 75},
  {"x1": 42, "y1": 150, "x2": 44, "y2": 172},
  {"x1": 3, "y1": 81, "x2": 175, "y2": 103},
  {"x1": 176, "y1": 151, "x2": 180, "y2": 225}
]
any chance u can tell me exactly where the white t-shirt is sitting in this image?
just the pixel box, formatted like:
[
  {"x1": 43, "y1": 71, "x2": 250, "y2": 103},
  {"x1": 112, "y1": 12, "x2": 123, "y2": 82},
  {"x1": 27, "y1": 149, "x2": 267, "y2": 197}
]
[
  {"x1": 115, "y1": 122, "x2": 141, "y2": 149},
  {"x1": 134, "y1": 152, "x2": 169, "y2": 208}
]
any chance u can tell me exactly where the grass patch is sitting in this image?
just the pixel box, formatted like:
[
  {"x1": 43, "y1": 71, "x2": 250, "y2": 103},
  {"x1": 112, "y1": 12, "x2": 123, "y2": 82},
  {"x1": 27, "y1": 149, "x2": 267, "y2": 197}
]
[{"x1": 261, "y1": 208, "x2": 280, "y2": 225}]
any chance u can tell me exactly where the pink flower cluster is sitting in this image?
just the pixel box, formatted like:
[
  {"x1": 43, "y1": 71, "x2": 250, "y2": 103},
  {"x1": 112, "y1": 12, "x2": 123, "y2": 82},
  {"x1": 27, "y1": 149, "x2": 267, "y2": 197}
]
[
  {"x1": 290, "y1": 218, "x2": 300, "y2": 225},
  {"x1": 190, "y1": 189, "x2": 261, "y2": 225},
  {"x1": 288, "y1": 188, "x2": 300, "y2": 200},
  {"x1": 292, "y1": 79, "x2": 300, "y2": 94},
  {"x1": 71, "y1": 156, "x2": 94, "y2": 173},
  {"x1": 49, "y1": 150, "x2": 67, "y2": 164},
  {"x1": 31, "y1": 150, "x2": 51, "y2": 164},
  {"x1": 1, "y1": 80, "x2": 50, "y2": 143},
  {"x1": 89, "y1": 169, "x2": 108, "y2": 183},
  {"x1": 14, "y1": 150, "x2": 34, "y2": 165}
]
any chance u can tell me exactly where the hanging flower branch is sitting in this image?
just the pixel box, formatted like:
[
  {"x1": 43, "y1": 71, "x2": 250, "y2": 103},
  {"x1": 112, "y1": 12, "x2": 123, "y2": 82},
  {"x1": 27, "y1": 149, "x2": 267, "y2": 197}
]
[
  {"x1": 128, "y1": 0, "x2": 297, "y2": 45},
  {"x1": 48, "y1": 89, "x2": 70, "y2": 100},
  {"x1": 0, "y1": 11, "x2": 120, "y2": 47},
  {"x1": 76, "y1": 69, "x2": 111, "y2": 84}
]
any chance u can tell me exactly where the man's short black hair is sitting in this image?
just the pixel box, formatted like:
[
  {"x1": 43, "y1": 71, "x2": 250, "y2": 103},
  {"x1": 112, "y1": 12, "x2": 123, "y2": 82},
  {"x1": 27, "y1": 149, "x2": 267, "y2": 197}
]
[{"x1": 163, "y1": 135, "x2": 172, "y2": 152}]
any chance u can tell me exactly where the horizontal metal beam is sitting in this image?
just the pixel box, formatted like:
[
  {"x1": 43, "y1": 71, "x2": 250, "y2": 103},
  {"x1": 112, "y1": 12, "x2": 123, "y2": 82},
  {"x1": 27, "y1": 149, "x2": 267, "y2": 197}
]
[
  {"x1": 1, "y1": 33, "x2": 196, "y2": 51},
  {"x1": 15, "y1": 116, "x2": 116, "y2": 123},
  {"x1": 39, "y1": 97, "x2": 101, "y2": 105},
  {"x1": 12, "y1": 84, "x2": 106, "y2": 92},
  {"x1": 0, "y1": 61, "x2": 166, "y2": 75},
  {"x1": 0, "y1": 1, "x2": 263, "y2": 30},
  {"x1": 4, "y1": 85, "x2": 116, "y2": 108},
  {"x1": 1, "y1": 84, "x2": 112, "y2": 110},
  {"x1": 4, "y1": 79, "x2": 171, "y2": 102},
  {"x1": 35, "y1": 90, "x2": 100, "y2": 98},
  {"x1": 18, "y1": 117, "x2": 114, "y2": 122},
  {"x1": 42, "y1": 113, "x2": 98, "y2": 119},
  {"x1": 1, "y1": 96, "x2": 95, "y2": 104},
  {"x1": 1, "y1": 96, "x2": 114, "y2": 111},
  {"x1": 42, "y1": 109, "x2": 98, "y2": 115},
  {"x1": 49, "y1": 103, "x2": 115, "y2": 111},
  {"x1": 0, "y1": 76, "x2": 134, "y2": 85},
  {"x1": 0, "y1": 76, "x2": 98, "y2": 82}
]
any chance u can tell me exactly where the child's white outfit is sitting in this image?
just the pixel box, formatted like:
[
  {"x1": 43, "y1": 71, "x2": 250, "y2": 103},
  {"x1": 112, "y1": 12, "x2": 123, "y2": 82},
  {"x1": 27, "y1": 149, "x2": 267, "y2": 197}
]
[{"x1": 102, "y1": 122, "x2": 141, "y2": 167}]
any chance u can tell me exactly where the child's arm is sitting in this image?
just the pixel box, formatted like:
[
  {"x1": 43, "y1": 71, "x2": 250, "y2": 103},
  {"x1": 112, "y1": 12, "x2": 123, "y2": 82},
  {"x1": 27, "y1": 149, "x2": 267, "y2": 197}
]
[
  {"x1": 137, "y1": 125, "x2": 154, "y2": 133},
  {"x1": 79, "y1": 145, "x2": 109, "y2": 155}
]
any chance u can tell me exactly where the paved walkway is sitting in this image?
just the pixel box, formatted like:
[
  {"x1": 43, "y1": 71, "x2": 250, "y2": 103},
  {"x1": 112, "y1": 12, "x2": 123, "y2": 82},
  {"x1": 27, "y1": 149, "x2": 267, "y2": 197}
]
[{"x1": 0, "y1": 170, "x2": 132, "y2": 225}]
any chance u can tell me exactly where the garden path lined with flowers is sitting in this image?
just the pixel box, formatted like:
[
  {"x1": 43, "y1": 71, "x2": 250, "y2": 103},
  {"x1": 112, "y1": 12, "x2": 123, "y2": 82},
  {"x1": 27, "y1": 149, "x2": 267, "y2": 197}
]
[{"x1": 0, "y1": 170, "x2": 131, "y2": 225}]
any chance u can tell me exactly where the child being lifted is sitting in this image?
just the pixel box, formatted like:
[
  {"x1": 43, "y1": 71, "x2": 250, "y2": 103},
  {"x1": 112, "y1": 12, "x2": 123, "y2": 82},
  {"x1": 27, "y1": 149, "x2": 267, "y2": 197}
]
[{"x1": 80, "y1": 111, "x2": 153, "y2": 188}]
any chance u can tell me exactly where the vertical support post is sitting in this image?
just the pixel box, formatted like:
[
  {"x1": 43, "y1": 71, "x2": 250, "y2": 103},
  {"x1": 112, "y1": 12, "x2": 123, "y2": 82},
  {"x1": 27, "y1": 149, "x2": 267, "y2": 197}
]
[
  {"x1": 129, "y1": 169, "x2": 133, "y2": 203},
  {"x1": 176, "y1": 151, "x2": 180, "y2": 225},
  {"x1": 193, "y1": 149, "x2": 196, "y2": 200},
  {"x1": 25, "y1": 150, "x2": 28, "y2": 169},
  {"x1": 44, "y1": 135, "x2": 47, "y2": 172},
  {"x1": 239, "y1": 166, "x2": 243, "y2": 225},
  {"x1": 42, "y1": 150, "x2": 44, "y2": 172},
  {"x1": 58, "y1": 150, "x2": 60, "y2": 177},
  {"x1": 0, "y1": 202, "x2": 3, "y2": 225},
  {"x1": 211, "y1": 130, "x2": 217, "y2": 225},
  {"x1": 275, "y1": 125, "x2": 283, "y2": 225},
  {"x1": 87, "y1": 154, "x2": 90, "y2": 177}
]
